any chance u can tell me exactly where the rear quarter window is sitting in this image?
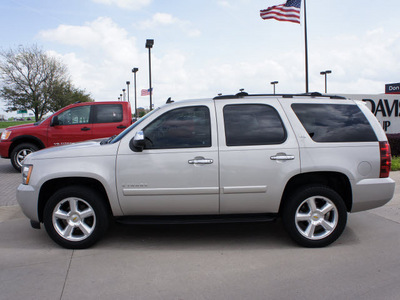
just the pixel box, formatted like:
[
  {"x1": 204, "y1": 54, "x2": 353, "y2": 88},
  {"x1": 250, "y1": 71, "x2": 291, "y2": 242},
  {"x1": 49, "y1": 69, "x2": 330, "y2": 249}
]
[{"x1": 291, "y1": 104, "x2": 377, "y2": 142}]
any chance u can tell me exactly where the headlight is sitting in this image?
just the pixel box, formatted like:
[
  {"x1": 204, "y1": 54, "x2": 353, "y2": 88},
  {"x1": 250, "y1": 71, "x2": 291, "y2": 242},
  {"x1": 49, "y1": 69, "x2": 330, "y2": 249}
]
[
  {"x1": 22, "y1": 165, "x2": 33, "y2": 185},
  {"x1": 1, "y1": 130, "x2": 11, "y2": 140}
]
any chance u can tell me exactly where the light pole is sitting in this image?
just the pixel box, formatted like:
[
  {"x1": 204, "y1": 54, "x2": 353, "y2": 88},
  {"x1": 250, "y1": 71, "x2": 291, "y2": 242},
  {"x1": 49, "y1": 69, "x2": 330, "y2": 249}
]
[
  {"x1": 270, "y1": 81, "x2": 279, "y2": 94},
  {"x1": 122, "y1": 89, "x2": 126, "y2": 101},
  {"x1": 320, "y1": 70, "x2": 332, "y2": 93},
  {"x1": 145, "y1": 39, "x2": 154, "y2": 111},
  {"x1": 120, "y1": 94, "x2": 122, "y2": 101},
  {"x1": 126, "y1": 81, "x2": 130, "y2": 102},
  {"x1": 132, "y1": 68, "x2": 139, "y2": 119}
]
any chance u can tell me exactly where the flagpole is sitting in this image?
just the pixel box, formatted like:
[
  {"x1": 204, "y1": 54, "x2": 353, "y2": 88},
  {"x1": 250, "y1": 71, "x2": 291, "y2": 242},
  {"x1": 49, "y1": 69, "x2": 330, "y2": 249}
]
[{"x1": 303, "y1": 0, "x2": 309, "y2": 93}]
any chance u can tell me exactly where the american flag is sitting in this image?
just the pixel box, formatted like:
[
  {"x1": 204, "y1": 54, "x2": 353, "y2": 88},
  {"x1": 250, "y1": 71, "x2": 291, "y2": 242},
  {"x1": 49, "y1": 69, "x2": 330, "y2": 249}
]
[
  {"x1": 260, "y1": 0, "x2": 301, "y2": 24},
  {"x1": 141, "y1": 88, "x2": 153, "y2": 96}
]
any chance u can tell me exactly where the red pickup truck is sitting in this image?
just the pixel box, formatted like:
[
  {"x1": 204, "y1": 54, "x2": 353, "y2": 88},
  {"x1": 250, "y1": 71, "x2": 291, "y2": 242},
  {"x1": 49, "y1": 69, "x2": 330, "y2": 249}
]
[{"x1": 0, "y1": 101, "x2": 132, "y2": 171}]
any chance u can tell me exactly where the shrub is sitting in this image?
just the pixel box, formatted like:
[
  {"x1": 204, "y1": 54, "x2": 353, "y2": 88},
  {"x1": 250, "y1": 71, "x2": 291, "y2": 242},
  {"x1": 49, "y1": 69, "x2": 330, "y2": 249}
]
[{"x1": 387, "y1": 134, "x2": 400, "y2": 156}]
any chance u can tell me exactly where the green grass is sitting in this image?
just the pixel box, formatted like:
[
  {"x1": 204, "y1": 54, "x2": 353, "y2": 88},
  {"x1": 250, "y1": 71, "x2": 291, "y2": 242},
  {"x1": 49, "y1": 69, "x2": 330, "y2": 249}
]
[
  {"x1": 392, "y1": 156, "x2": 400, "y2": 171},
  {"x1": 0, "y1": 120, "x2": 34, "y2": 129}
]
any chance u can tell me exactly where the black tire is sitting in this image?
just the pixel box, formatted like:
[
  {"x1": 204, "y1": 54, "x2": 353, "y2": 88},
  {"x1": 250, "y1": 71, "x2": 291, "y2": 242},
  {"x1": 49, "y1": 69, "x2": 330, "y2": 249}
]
[
  {"x1": 282, "y1": 185, "x2": 347, "y2": 248},
  {"x1": 11, "y1": 143, "x2": 39, "y2": 172},
  {"x1": 43, "y1": 185, "x2": 110, "y2": 249}
]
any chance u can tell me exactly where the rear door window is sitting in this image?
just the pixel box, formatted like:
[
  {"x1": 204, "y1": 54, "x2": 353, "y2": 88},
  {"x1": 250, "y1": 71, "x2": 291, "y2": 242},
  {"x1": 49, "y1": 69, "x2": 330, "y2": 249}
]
[
  {"x1": 292, "y1": 104, "x2": 377, "y2": 142},
  {"x1": 94, "y1": 104, "x2": 123, "y2": 123},
  {"x1": 223, "y1": 104, "x2": 287, "y2": 146}
]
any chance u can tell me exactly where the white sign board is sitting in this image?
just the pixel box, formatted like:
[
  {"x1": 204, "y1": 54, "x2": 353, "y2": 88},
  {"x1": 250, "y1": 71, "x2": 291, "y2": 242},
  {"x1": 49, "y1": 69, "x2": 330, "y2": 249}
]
[{"x1": 340, "y1": 94, "x2": 400, "y2": 134}]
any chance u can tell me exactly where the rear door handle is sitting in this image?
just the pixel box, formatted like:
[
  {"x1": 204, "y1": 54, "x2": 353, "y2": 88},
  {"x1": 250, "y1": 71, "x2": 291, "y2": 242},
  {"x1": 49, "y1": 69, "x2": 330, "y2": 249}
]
[
  {"x1": 81, "y1": 127, "x2": 91, "y2": 131},
  {"x1": 188, "y1": 157, "x2": 214, "y2": 165},
  {"x1": 270, "y1": 154, "x2": 295, "y2": 161},
  {"x1": 117, "y1": 125, "x2": 127, "y2": 129}
]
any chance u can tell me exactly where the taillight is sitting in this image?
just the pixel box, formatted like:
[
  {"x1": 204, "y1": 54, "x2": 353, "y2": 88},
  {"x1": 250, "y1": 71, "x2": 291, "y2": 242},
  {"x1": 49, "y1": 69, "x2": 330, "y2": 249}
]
[{"x1": 379, "y1": 141, "x2": 391, "y2": 178}]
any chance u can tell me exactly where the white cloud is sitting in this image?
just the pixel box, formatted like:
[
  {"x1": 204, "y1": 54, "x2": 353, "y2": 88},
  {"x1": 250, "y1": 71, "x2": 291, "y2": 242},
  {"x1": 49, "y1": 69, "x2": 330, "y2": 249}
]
[
  {"x1": 309, "y1": 27, "x2": 400, "y2": 93},
  {"x1": 36, "y1": 14, "x2": 400, "y2": 109},
  {"x1": 138, "y1": 13, "x2": 201, "y2": 37},
  {"x1": 91, "y1": 0, "x2": 151, "y2": 10},
  {"x1": 39, "y1": 17, "x2": 144, "y2": 102}
]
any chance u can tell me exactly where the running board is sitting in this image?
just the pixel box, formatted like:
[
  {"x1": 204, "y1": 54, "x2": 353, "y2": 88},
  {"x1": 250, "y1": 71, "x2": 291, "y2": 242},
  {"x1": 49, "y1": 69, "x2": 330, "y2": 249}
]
[{"x1": 116, "y1": 213, "x2": 278, "y2": 225}]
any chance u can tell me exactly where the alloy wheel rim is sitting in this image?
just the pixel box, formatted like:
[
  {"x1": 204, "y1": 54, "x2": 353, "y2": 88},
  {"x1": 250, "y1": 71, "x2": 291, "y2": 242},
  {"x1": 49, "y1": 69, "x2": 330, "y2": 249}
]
[
  {"x1": 52, "y1": 197, "x2": 96, "y2": 242},
  {"x1": 295, "y1": 196, "x2": 338, "y2": 240},
  {"x1": 16, "y1": 149, "x2": 33, "y2": 167}
]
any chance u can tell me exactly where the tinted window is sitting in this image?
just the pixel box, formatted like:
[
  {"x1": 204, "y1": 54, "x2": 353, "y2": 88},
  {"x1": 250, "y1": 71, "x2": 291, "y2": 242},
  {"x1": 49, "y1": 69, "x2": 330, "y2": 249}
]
[
  {"x1": 57, "y1": 106, "x2": 90, "y2": 125},
  {"x1": 143, "y1": 106, "x2": 211, "y2": 149},
  {"x1": 224, "y1": 104, "x2": 286, "y2": 146},
  {"x1": 292, "y1": 104, "x2": 377, "y2": 142},
  {"x1": 94, "y1": 104, "x2": 123, "y2": 123}
]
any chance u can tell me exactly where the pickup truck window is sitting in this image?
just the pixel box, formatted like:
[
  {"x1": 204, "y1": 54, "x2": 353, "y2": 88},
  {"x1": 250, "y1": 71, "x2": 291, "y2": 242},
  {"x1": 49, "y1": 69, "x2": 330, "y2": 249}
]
[
  {"x1": 223, "y1": 104, "x2": 287, "y2": 146},
  {"x1": 57, "y1": 106, "x2": 91, "y2": 125},
  {"x1": 94, "y1": 104, "x2": 123, "y2": 123},
  {"x1": 143, "y1": 106, "x2": 211, "y2": 149}
]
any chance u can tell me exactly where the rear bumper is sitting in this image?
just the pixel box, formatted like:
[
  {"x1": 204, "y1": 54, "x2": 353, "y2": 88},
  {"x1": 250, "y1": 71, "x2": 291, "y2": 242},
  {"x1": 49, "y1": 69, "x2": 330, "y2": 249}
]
[{"x1": 351, "y1": 177, "x2": 396, "y2": 212}]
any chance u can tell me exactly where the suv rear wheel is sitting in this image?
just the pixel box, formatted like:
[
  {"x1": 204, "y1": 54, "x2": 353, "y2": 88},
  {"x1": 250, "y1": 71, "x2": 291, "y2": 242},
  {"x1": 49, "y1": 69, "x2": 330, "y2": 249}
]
[
  {"x1": 282, "y1": 185, "x2": 347, "y2": 248},
  {"x1": 43, "y1": 186, "x2": 110, "y2": 249}
]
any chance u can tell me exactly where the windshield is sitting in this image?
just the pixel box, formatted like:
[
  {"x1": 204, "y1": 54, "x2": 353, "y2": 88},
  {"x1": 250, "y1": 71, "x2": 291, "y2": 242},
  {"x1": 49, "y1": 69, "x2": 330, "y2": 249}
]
[{"x1": 109, "y1": 108, "x2": 160, "y2": 144}]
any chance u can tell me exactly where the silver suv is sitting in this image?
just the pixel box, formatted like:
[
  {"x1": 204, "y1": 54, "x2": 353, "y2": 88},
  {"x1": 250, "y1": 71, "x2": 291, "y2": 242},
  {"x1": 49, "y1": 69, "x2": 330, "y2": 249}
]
[{"x1": 17, "y1": 92, "x2": 395, "y2": 249}]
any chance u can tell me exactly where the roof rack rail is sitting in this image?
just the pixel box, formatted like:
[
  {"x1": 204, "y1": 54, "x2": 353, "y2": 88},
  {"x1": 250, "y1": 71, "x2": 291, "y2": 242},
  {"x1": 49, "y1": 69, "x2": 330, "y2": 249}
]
[{"x1": 213, "y1": 92, "x2": 346, "y2": 100}]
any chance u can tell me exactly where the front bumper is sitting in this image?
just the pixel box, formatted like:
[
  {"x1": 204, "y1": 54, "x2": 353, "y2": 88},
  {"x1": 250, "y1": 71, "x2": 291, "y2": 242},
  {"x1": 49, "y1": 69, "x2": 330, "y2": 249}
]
[
  {"x1": 16, "y1": 184, "x2": 40, "y2": 222},
  {"x1": 0, "y1": 140, "x2": 11, "y2": 158}
]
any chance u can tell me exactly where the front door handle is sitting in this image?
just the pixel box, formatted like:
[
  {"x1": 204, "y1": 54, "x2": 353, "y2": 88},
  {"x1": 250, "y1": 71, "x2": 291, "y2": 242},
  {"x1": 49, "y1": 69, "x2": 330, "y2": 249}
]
[
  {"x1": 117, "y1": 125, "x2": 127, "y2": 129},
  {"x1": 81, "y1": 127, "x2": 91, "y2": 131},
  {"x1": 270, "y1": 154, "x2": 295, "y2": 161},
  {"x1": 188, "y1": 157, "x2": 214, "y2": 165}
]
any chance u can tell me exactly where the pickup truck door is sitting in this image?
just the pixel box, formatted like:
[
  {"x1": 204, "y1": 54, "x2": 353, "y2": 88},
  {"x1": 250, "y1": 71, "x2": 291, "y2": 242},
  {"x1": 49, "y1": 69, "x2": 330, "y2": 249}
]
[
  {"x1": 116, "y1": 104, "x2": 219, "y2": 215},
  {"x1": 47, "y1": 105, "x2": 93, "y2": 146},
  {"x1": 91, "y1": 104, "x2": 128, "y2": 139},
  {"x1": 215, "y1": 98, "x2": 300, "y2": 214}
]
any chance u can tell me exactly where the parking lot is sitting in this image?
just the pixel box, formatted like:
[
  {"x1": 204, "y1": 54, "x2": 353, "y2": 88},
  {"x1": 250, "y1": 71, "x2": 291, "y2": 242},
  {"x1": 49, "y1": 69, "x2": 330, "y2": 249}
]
[{"x1": 1, "y1": 157, "x2": 400, "y2": 299}]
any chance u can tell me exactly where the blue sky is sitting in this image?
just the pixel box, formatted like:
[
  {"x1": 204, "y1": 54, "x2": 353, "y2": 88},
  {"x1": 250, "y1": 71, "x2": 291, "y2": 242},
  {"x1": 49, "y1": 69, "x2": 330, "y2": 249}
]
[{"x1": 1, "y1": 0, "x2": 400, "y2": 114}]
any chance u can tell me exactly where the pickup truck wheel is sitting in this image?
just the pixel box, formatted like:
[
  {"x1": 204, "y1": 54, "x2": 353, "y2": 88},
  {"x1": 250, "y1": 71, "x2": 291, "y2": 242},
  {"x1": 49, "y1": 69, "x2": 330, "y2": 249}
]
[
  {"x1": 11, "y1": 143, "x2": 39, "y2": 172},
  {"x1": 43, "y1": 186, "x2": 109, "y2": 249},
  {"x1": 282, "y1": 186, "x2": 347, "y2": 248}
]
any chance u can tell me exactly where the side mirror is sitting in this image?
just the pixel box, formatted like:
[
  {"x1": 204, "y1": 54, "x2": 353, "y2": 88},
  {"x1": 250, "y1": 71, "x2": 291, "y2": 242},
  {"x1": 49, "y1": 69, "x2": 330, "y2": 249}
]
[
  {"x1": 130, "y1": 131, "x2": 145, "y2": 152},
  {"x1": 50, "y1": 116, "x2": 60, "y2": 126}
]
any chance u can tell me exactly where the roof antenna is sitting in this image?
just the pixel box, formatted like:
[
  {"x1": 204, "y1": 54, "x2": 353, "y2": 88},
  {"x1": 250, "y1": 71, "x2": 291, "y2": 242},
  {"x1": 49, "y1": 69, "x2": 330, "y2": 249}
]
[{"x1": 166, "y1": 97, "x2": 174, "y2": 104}]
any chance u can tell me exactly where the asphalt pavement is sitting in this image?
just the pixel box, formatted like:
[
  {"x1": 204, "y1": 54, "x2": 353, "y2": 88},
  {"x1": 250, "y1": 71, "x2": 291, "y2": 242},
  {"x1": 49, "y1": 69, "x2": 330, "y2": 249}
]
[{"x1": 1, "y1": 158, "x2": 400, "y2": 300}]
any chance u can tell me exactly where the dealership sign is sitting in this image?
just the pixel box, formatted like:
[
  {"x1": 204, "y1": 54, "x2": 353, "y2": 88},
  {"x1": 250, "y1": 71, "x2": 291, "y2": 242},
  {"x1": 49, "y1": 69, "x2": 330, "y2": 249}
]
[
  {"x1": 385, "y1": 83, "x2": 400, "y2": 94},
  {"x1": 341, "y1": 94, "x2": 400, "y2": 134}
]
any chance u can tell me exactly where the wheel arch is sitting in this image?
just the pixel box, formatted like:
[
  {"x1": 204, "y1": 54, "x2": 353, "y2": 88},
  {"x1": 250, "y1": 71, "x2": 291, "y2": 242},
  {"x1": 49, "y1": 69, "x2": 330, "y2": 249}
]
[
  {"x1": 38, "y1": 177, "x2": 113, "y2": 223},
  {"x1": 9, "y1": 136, "x2": 45, "y2": 156},
  {"x1": 279, "y1": 172, "x2": 352, "y2": 214}
]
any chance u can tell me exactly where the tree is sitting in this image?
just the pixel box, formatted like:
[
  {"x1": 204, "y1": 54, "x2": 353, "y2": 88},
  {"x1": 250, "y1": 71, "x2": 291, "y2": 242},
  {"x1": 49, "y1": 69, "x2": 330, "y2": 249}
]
[
  {"x1": 0, "y1": 45, "x2": 92, "y2": 121},
  {"x1": 48, "y1": 80, "x2": 93, "y2": 112}
]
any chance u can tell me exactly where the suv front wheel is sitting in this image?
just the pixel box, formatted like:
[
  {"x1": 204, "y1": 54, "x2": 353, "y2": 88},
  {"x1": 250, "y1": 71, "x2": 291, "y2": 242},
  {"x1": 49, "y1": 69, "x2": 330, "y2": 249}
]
[
  {"x1": 282, "y1": 185, "x2": 347, "y2": 248},
  {"x1": 43, "y1": 185, "x2": 110, "y2": 249}
]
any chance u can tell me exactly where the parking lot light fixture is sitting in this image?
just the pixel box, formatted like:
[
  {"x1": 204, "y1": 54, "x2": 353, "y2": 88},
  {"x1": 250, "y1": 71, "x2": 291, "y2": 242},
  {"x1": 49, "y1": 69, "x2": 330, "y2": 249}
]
[
  {"x1": 320, "y1": 70, "x2": 332, "y2": 93},
  {"x1": 270, "y1": 81, "x2": 279, "y2": 94},
  {"x1": 126, "y1": 81, "x2": 130, "y2": 102},
  {"x1": 145, "y1": 39, "x2": 154, "y2": 111}
]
